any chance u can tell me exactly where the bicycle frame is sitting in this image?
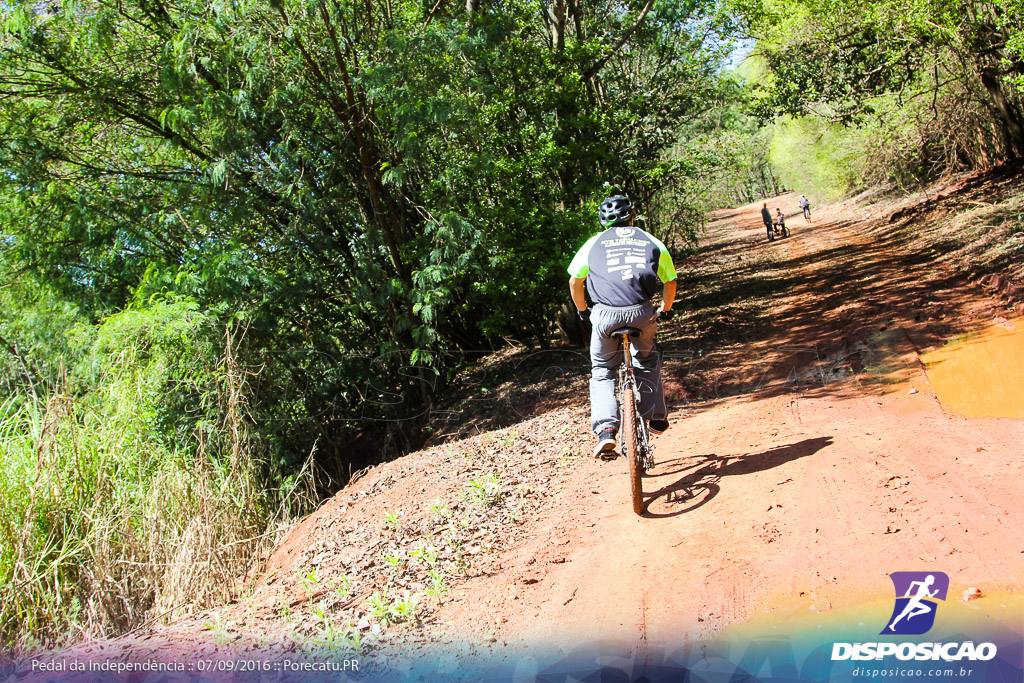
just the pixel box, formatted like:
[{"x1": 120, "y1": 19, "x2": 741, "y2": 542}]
[{"x1": 617, "y1": 334, "x2": 653, "y2": 472}]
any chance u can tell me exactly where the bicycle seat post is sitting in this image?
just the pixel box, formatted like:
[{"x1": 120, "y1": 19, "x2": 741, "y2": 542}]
[{"x1": 610, "y1": 327, "x2": 641, "y2": 368}]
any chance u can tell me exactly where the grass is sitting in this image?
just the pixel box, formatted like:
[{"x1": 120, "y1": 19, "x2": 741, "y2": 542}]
[
  {"x1": 0, "y1": 302, "x2": 313, "y2": 655},
  {"x1": 0, "y1": 389, "x2": 297, "y2": 654},
  {"x1": 366, "y1": 590, "x2": 393, "y2": 625},
  {"x1": 335, "y1": 574, "x2": 351, "y2": 599},
  {"x1": 204, "y1": 611, "x2": 232, "y2": 647}
]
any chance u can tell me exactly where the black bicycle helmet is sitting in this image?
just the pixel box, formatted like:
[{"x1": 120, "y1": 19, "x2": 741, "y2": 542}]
[{"x1": 599, "y1": 195, "x2": 633, "y2": 226}]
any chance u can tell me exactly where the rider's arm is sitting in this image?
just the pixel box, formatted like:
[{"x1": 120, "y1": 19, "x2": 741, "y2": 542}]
[
  {"x1": 567, "y1": 235, "x2": 599, "y2": 312},
  {"x1": 569, "y1": 276, "x2": 588, "y2": 312},
  {"x1": 649, "y1": 233, "x2": 677, "y2": 313},
  {"x1": 661, "y1": 279, "x2": 676, "y2": 312}
]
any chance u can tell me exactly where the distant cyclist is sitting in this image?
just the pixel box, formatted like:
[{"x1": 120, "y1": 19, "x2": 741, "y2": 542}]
[
  {"x1": 760, "y1": 202, "x2": 773, "y2": 239},
  {"x1": 568, "y1": 195, "x2": 677, "y2": 457},
  {"x1": 799, "y1": 195, "x2": 811, "y2": 222}
]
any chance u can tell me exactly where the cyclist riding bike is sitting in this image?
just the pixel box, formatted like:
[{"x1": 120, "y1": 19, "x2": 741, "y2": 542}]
[
  {"x1": 774, "y1": 208, "x2": 786, "y2": 232},
  {"x1": 799, "y1": 195, "x2": 812, "y2": 222},
  {"x1": 568, "y1": 195, "x2": 677, "y2": 458}
]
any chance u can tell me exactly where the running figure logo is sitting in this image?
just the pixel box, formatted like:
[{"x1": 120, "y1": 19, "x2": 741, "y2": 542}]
[{"x1": 882, "y1": 572, "x2": 949, "y2": 635}]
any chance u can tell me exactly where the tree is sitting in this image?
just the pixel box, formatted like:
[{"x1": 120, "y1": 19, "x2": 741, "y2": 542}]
[
  {"x1": 736, "y1": 0, "x2": 1024, "y2": 166},
  {"x1": 1, "y1": 0, "x2": 737, "y2": 472}
]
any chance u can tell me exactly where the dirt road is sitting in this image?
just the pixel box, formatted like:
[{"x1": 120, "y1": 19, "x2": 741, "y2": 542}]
[
  {"x1": 10, "y1": 192, "x2": 1024, "y2": 682},
  {"x1": 392, "y1": 194, "x2": 1024, "y2": 675}
]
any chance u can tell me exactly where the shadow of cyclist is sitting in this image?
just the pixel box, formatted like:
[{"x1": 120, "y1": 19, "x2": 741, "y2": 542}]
[{"x1": 641, "y1": 436, "x2": 834, "y2": 518}]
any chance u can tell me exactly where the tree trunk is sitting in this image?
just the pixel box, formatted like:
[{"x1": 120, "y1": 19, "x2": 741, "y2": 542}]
[
  {"x1": 550, "y1": 0, "x2": 566, "y2": 51},
  {"x1": 979, "y1": 69, "x2": 1024, "y2": 159},
  {"x1": 766, "y1": 164, "x2": 780, "y2": 196}
]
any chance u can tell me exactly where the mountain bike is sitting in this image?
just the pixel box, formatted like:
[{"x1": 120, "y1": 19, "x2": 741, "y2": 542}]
[
  {"x1": 768, "y1": 219, "x2": 789, "y2": 241},
  {"x1": 610, "y1": 327, "x2": 654, "y2": 515}
]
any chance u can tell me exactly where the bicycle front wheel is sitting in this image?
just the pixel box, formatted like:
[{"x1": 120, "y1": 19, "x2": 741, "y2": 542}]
[{"x1": 622, "y1": 387, "x2": 644, "y2": 515}]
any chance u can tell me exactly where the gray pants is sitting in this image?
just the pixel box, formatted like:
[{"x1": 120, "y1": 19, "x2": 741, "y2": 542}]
[{"x1": 589, "y1": 302, "x2": 667, "y2": 434}]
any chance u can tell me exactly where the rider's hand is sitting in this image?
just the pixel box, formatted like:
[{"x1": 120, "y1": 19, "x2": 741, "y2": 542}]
[
  {"x1": 656, "y1": 309, "x2": 674, "y2": 322},
  {"x1": 578, "y1": 308, "x2": 590, "y2": 322}
]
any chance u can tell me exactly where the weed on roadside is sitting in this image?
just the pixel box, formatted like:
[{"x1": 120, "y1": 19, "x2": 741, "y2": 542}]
[
  {"x1": 390, "y1": 592, "x2": 420, "y2": 625},
  {"x1": 310, "y1": 602, "x2": 363, "y2": 654},
  {"x1": 425, "y1": 569, "x2": 448, "y2": 603},
  {"x1": 366, "y1": 590, "x2": 392, "y2": 625},
  {"x1": 335, "y1": 574, "x2": 351, "y2": 599},
  {"x1": 204, "y1": 611, "x2": 232, "y2": 647},
  {"x1": 464, "y1": 473, "x2": 502, "y2": 507}
]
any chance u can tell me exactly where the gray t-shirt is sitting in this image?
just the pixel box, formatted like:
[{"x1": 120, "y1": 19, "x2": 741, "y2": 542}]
[{"x1": 568, "y1": 226, "x2": 677, "y2": 307}]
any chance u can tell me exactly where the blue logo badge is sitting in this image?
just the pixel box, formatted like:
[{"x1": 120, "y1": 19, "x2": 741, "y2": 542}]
[{"x1": 881, "y1": 571, "x2": 949, "y2": 635}]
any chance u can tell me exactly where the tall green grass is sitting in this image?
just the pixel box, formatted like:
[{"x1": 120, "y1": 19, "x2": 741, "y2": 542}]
[{"x1": 0, "y1": 299, "x2": 311, "y2": 653}]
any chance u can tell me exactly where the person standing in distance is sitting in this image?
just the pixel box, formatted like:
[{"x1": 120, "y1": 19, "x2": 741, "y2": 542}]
[
  {"x1": 761, "y1": 202, "x2": 773, "y2": 239},
  {"x1": 567, "y1": 195, "x2": 677, "y2": 458}
]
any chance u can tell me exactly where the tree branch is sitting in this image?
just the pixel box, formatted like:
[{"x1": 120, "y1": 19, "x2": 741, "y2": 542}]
[{"x1": 581, "y1": 0, "x2": 655, "y2": 81}]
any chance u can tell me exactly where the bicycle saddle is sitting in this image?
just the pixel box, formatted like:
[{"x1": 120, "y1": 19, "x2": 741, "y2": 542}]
[{"x1": 610, "y1": 327, "x2": 642, "y2": 338}]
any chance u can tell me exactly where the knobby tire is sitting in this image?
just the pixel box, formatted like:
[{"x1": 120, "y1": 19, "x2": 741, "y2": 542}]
[{"x1": 622, "y1": 387, "x2": 644, "y2": 515}]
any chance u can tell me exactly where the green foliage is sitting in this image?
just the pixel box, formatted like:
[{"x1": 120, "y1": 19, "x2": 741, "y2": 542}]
[
  {"x1": 768, "y1": 116, "x2": 867, "y2": 199},
  {"x1": 425, "y1": 569, "x2": 449, "y2": 602},
  {"x1": 204, "y1": 611, "x2": 232, "y2": 647},
  {"x1": 310, "y1": 602, "x2": 363, "y2": 653},
  {"x1": 0, "y1": 0, "x2": 756, "y2": 650},
  {"x1": 0, "y1": 0, "x2": 742, "y2": 476},
  {"x1": 366, "y1": 589, "x2": 393, "y2": 625},
  {"x1": 0, "y1": 275, "x2": 85, "y2": 401},
  {"x1": 335, "y1": 574, "x2": 351, "y2": 599},
  {"x1": 1004, "y1": 0, "x2": 1024, "y2": 92},
  {"x1": 389, "y1": 592, "x2": 420, "y2": 624},
  {"x1": 737, "y1": 0, "x2": 1024, "y2": 188},
  {"x1": 408, "y1": 542, "x2": 440, "y2": 565}
]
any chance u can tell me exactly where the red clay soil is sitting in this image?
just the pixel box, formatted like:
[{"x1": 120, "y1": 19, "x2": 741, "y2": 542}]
[
  {"x1": 9, "y1": 187, "x2": 1024, "y2": 680},
  {"x1": 395, "y1": 192, "x2": 1024, "y2": 668}
]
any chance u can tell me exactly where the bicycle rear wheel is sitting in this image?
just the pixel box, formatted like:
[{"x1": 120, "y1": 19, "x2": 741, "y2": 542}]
[{"x1": 622, "y1": 387, "x2": 644, "y2": 515}]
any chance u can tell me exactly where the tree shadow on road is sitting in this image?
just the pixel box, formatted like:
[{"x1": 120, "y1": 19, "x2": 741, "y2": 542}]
[{"x1": 641, "y1": 435, "x2": 834, "y2": 518}]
